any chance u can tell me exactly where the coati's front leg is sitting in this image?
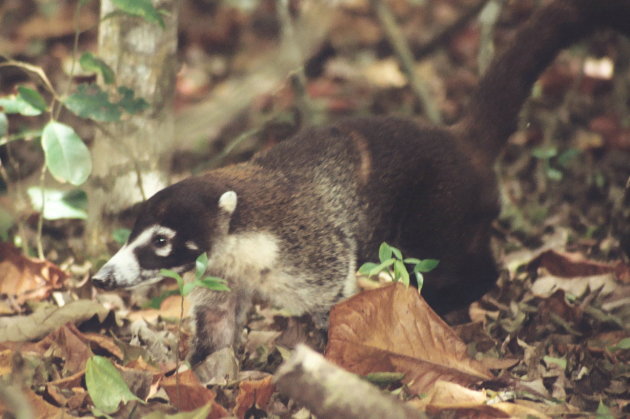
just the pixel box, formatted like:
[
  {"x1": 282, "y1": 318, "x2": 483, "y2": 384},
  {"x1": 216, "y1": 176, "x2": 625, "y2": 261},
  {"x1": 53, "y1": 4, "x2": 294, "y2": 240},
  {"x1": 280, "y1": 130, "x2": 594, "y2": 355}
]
[{"x1": 188, "y1": 288, "x2": 251, "y2": 365}]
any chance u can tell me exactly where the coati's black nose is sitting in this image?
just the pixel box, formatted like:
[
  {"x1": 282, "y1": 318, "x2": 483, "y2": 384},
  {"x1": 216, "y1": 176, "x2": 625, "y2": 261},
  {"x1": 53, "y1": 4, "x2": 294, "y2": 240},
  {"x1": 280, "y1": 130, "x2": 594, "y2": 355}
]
[{"x1": 91, "y1": 269, "x2": 116, "y2": 290}]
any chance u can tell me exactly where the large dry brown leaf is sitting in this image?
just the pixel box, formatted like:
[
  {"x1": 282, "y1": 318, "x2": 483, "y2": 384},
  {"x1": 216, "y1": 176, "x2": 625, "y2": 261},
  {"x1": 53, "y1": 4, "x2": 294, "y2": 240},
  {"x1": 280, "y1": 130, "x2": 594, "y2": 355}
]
[
  {"x1": 0, "y1": 242, "x2": 66, "y2": 305},
  {"x1": 160, "y1": 369, "x2": 228, "y2": 418},
  {"x1": 325, "y1": 283, "x2": 492, "y2": 394},
  {"x1": 0, "y1": 300, "x2": 108, "y2": 342}
]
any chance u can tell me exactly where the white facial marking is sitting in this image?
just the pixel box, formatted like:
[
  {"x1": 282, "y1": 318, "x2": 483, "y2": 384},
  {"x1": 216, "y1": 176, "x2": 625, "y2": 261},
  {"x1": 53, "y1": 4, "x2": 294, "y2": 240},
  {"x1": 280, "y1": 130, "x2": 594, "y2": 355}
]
[
  {"x1": 154, "y1": 244, "x2": 172, "y2": 257},
  {"x1": 95, "y1": 224, "x2": 178, "y2": 288},
  {"x1": 152, "y1": 226, "x2": 176, "y2": 257},
  {"x1": 154, "y1": 226, "x2": 176, "y2": 239},
  {"x1": 186, "y1": 241, "x2": 200, "y2": 251},
  {"x1": 218, "y1": 190, "x2": 237, "y2": 214}
]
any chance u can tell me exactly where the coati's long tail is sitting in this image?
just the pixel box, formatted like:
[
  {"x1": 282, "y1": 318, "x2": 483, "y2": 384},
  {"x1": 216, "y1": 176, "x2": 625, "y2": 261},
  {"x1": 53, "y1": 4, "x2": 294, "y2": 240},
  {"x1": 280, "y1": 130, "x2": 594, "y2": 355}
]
[{"x1": 458, "y1": 0, "x2": 630, "y2": 161}]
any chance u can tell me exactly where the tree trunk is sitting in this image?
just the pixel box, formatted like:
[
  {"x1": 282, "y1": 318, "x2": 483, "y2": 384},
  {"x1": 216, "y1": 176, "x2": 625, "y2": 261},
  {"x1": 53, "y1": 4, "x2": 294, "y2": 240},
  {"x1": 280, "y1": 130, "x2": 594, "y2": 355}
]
[{"x1": 87, "y1": 0, "x2": 179, "y2": 255}]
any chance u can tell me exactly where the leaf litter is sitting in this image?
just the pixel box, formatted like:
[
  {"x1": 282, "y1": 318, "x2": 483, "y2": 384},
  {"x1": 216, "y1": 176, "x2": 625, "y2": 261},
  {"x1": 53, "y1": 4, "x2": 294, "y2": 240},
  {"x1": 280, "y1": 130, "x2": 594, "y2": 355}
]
[{"x1": 1, "y1": 0, "x2": 629, "y2": 417}]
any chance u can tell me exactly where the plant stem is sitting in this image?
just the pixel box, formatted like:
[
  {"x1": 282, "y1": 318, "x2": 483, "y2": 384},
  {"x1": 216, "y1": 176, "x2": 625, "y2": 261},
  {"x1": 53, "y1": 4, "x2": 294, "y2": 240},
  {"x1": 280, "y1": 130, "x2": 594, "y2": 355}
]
[{"x1": 36, "y1": 166, "x2": 47, "y2": 259}]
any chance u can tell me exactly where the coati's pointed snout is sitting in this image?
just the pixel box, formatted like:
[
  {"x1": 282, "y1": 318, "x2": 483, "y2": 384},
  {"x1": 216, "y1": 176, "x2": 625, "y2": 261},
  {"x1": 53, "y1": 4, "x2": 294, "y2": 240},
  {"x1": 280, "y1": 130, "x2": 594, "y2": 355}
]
[{"x1": 91, "y1": 266, "x2": 117, "y2": 290}]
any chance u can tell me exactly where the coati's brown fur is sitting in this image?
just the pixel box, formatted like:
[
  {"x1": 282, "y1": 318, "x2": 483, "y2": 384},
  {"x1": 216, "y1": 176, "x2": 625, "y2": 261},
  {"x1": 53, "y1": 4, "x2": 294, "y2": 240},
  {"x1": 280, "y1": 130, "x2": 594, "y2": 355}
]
[{"x1": 92, "y1": 0, "x2": 630, "y2": 365}]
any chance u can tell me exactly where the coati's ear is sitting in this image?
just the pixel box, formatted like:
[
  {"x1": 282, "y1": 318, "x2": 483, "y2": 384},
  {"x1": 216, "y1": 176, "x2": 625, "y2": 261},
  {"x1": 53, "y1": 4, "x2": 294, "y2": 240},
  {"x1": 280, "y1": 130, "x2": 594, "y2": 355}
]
[{"x1": 218, "y1": 190, "x2": 237, "y2": 214}]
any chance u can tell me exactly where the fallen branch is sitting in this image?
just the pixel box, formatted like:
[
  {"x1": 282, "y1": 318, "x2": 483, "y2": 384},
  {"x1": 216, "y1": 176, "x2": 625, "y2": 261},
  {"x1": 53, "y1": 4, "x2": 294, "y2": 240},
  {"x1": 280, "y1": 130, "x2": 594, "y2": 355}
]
[{"x1": 274, "y1": 344, "x2": 425, "y2": 419}]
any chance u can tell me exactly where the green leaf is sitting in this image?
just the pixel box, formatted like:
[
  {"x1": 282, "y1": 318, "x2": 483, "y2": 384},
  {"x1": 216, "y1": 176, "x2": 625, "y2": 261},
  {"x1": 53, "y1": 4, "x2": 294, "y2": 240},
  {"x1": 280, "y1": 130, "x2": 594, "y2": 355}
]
[
  {"x1": 358, "y1": 262, "x2": 379, "y2": 275},
  {"x1": 415, "y1": 272, "x2": 424, "y2": 290},
  {"x1": 111, "y1": 0, "x2": 165, "y2": 27},
  {"x1": 195, "y1": 253, "x2": 209, "y2": 281},
  {"x1": 531, "y1": 146, "x2": 557, "y2": 160},
  {"x1": 0, "y1": 94, "x2": 43, "y2": 116},
  {"x1": 609, "y1": 337, "x2": 630, "y2": 351},
  {"x1": 543, "y1": 355, "x2": 566, "y2": 370},
  {"x1": 546, "y1": 167, "x2": 563, "y2": 181},
  {"x1": 368, "y1": 259, "x2": 395, "y2": 277},
  {"x1": 27, "y1": 187, "x2": 88, "y2": 220},
  {"x1": 0, "y1": 206, "x2": 13, "y2": 241},
  {"x1": 196, "y1": 277, "x2": 230, "y2": 292},
  {"x1": 403, "y1": 257, "x2": 421, "y2": 265},
  {"x1": 160, "y1": 269, "x2": 184, "y2": 294},
  {"x1": 393, "y1": 260, "x2": 409, "y2": 286},
  {"x1": 557, "y1": 148, "x2": 580, "y2": 167},
  {"x1": 41, "y1": 121, "x2": 92, "y2": 186},
  {"x1": 378, "y1": 242, "x2": 392, "y2": 263},
  {"x1": 85, "y1": 355, "x2": 142, "y2": 414},
  {"x1": 596, "y1": 400, "x2": 614, "y2": 419},
  {"x1": 79, "y1": 52, "x2": 115, "y2": 84},
  {"x1": 182, "y1": 282, "x2": 197, "y2": 296},
  {"x1": 390, "y1": 246, "x2": 403, "y2": 260},
  {"x1": 64, "y1": 83, "x2": 121, "y2": 122},
  {"x1": 144, "y1": 289, "x2": 179, "y2": 309},
  {"x1": 0, "y1": 113, "x2": 7, "y2": 137},
  {"x1": 17, "y1": 86, "x2": 47, "y2": 112},
  {"x1": 112, "y1": 228, "x2": 131, "y2": 245},
  {"x1": 414, "y1": 259, "x2": 439, "y2": 273},
  {"x1": 116, "y1": 86, "x2": 149, "y2": 114},
  {"x1": 364, "y1": 371, "x2": 405, "y2": 385}
]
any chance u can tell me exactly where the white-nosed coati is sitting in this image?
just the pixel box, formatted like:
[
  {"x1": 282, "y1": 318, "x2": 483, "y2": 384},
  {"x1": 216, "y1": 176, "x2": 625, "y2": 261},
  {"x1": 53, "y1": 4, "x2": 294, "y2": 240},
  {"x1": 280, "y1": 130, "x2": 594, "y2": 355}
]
[{"x1": 92, "y1": 0, "x2": 630, "y2": 365}]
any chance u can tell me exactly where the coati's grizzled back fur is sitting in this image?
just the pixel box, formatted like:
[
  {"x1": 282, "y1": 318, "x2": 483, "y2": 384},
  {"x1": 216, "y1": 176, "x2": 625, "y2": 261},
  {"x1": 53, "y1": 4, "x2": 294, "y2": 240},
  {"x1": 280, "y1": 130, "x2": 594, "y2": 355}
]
[{"x1": 93, "y1": 0, "x2": 630, "y2": 365}]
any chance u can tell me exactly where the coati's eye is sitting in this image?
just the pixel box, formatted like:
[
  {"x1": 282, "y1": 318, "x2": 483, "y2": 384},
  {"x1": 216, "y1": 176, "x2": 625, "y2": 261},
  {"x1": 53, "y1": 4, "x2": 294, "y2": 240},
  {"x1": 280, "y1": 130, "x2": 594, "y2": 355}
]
[{"x1": 152, "y1": 234, "x2": 169, "y2": 248}]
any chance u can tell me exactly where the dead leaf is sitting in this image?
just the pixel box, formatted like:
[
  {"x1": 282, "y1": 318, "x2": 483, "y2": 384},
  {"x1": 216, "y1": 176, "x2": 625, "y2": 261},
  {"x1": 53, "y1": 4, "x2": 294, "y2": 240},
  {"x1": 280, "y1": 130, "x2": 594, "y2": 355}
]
[
  {"x1": 502, "y1": 229, "x2": 569, "y2": 273},
  {"x1": 48, "y1": 370, "x2": 85, "y2": 390},
  {"x1": 0, "y1": 300, "x2": 108, "y2": 342},
  {"x1": 16, "y1": 3, "x2": 96, "y2": 41},
  {"x1": 117, "y1": 363, "x2": 154, "y2": 401},
  {"x1": 535, "y1": 250, "x2": 623, "y2": 278},
  {"x1": 39, "y1": 325, "x2": 93, "y2": 374},
  {"x1": 0, "y1": 242, "x2": 67, "y2": 305},
  {"x1": 66, "y1": 388, "x2": 88, "y2": 412},
  {"x1": 0, "y1": 386, "x2": 68, "y2": 419},
  {"x1": 412, "y1": 381, "x2": 553, "y2": 419},
  {"x1": 128, "y1": 319, "x2": 178, "y2": 366},
  {"x1": 478, "y1": 357, "x2": 520, "y2": 371},
  {"x1": 233, "y1": 376, "x2": 274, "y2": 419},
  {"x1": 82, "y1": 332, "x2": 124, "y2": 361},
  {"x1": 530, "y1": 290, "x2": 581, "y2": 328},
  {"x1": 362, "y1": 58, "x2": 407, "y2": 88},
  {"x1": 0, "y1": 349, "x2": 13, "y2": 376},
  {"x1": 160, "y1": 369, "x2": 228, "y2": 418},
  {"x1": 159, "y1": 295, "x2": 190, "y2": 320},
  {"x1": 325, "y1": 283, "x2": 493, "y2": 395},
  {"x1": 411, "y1": 380, "x2": 507, "y2": 417},
  {"x1": 531, "y1": 273, "x2": 617, "y2": 298},
  {"x1": 127, "y1": 295, "x2": 190, "y2": 323},
  {"x1": 125, "y1": 356, "x2": 163, "y2": 376}
]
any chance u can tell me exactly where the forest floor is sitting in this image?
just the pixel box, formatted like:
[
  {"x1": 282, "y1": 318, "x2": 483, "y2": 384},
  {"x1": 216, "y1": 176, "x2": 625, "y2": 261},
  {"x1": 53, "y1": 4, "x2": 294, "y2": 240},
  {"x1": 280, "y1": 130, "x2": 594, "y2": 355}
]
[{"x1": 0, "y1": 0, "x2": 629, "y2": 418}]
